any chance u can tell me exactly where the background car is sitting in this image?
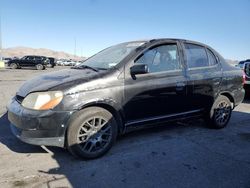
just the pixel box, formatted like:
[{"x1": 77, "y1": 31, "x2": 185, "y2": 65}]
[
  {"x1": 235, "y1": 59, "x2": 250, "y2": 68},
  {"x1": 56, "y1": 59, "x2": 74, "y2": 66},
  {"x1": 2, "y1": 57, "x2": 12, "y2": 63},
  {"x1": 55, "y1": 59, "x2": 65, "y2": 66},
  {"x1": 46, "y1": 57, "x2": 56, "y2": 68},
  {"x1": 7, "y1": 55, "x2": 49, "y2": 70},
  {"x1": 243, "y1": 61, "x2": 250, "y2": 93},
  {"x1": 236, "y1": 59, "x2": 250, "y2": 94}
]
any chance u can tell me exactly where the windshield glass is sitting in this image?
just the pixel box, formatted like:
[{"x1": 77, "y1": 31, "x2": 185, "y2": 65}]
[{"x1": 81, "y1": 42, "x2": 145, "y2": 69}]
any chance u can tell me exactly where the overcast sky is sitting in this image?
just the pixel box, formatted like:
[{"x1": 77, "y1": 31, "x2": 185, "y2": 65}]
[{"x1": 0, "y1": 0, "x2": 249, "y2": 60}]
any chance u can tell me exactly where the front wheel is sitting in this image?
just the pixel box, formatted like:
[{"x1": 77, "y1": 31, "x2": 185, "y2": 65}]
[
  {"x1": 205, "y1": 95, "x2": 232, "y2": 129},
  {"x1": 10, "y1": 63, "x2": 18, "y2": 69},
  {"x1": 67, "y1": 107, "x2": 118, "y2": 159}
]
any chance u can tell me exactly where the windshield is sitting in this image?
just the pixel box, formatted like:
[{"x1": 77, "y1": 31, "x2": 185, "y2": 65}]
[{"x1": 81, "y1": 42, "x2": 145, "y2": 69}]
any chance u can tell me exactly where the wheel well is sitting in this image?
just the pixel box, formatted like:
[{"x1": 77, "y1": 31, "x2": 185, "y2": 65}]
[
  {"x1": 81, "y1": 103, "x2": 125, "y2": 134},
  {"x1": 220, "y1": 92, "x2": 235, "y2": 107},
  {"x1": 64, "y1": 103, "x2": 125, "y2": 148}
]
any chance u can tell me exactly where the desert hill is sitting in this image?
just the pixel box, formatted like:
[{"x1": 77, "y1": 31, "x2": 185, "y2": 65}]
[{"x1": 1, "y1": 47, "x2": 86, "y2": 60}]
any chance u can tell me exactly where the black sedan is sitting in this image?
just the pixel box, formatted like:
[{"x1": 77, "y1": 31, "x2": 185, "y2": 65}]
[{"x1": 7, "y1": 39, "x2": 245, "y2": 159}]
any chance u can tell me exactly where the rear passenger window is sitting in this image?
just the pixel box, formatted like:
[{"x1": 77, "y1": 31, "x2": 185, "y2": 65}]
[
  {"x1": 207, "y1": 49, "x2": 218, "y2": 66},
  {"x1": 184, "y1": 43, "x2": 209, "y2": 68}
]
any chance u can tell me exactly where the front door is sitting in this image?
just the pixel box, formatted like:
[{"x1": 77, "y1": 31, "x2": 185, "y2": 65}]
[
  {"x1": 22, "y1": 56, "x2": 35, "y2": 67},
  {"x1": 124, "y1": 43, "x2": 188, "y2": 124}
]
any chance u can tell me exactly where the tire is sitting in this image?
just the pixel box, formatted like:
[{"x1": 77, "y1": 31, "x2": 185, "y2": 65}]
[
  {"x1": 10, "y1": 63, "x2": 17, "y2": 69},
  {"x1": 67, "y1": 107, "x2": 118, "y2": 159},
  {"x1": 36, "y1": 64, "x2": 44, "y2": 70},
  {"x1": 205, "y1": 95, "x2": 232, "y2": 129}
]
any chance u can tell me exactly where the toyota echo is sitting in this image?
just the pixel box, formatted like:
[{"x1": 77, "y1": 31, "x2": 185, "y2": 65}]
[{"x1": 7, "y1": 39, "x2": 245, "y2": 159}]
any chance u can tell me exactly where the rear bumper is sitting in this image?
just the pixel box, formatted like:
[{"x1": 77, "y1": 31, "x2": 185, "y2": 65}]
[
  {"x1": 7, "y1": 98, "x2": 74, "y2": 147},
  {"x1": 234, "y1": 88, "x2": 245, "y2": 107}
]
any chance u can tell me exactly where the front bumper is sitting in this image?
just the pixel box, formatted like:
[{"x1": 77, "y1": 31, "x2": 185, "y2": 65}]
[{"x1": 7, "y1": 98, "x2": 74, "y2": 147}]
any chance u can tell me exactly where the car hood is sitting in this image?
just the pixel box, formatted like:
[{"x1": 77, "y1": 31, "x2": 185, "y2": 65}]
[{"x1": 17, "y1": 69, "x2": 101, "y2": 97}]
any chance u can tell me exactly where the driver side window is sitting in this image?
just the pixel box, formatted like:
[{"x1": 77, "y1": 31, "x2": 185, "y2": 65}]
[{"x1": 135, "y1": 44, "x2": 181, "y2": 73}]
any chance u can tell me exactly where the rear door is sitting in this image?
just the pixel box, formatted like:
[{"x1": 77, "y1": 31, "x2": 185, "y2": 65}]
[
  {"x1": 182, "y1": 43, "x2": 222, "y2": 111},
  {"x1": 34, "y1": 56, "x2": 42, "y2": 66},
  {"x1": 123, "y1": 42, "x2": 189, "y2": 125}
]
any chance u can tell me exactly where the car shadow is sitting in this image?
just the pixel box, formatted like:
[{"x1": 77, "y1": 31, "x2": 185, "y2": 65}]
[
  {"x1": 37, "y1": 118, "x2": 209, "y2": 187},
  {"x1": 1, "y1": 110, "x2": 250, "y2": 187},
  {"x1": 4, "y1": 67, "x2": 43, "y2": 71},
  {"x1": 0, "y1": 112, "x2": 46, "y2": 153}
]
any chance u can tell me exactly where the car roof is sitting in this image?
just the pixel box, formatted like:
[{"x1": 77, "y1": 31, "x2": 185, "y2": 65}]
[
  {"x1": 149, "y1": 38, "x2": 210, "y2": 46},
  {"x1": 125, "y1": 38, "x2": 213, "y2": 49}
]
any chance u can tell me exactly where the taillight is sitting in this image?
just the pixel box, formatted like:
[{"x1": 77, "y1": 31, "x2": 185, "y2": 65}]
[{"x1": 242, "y1": 71, "x2": 246, "y2": 85}]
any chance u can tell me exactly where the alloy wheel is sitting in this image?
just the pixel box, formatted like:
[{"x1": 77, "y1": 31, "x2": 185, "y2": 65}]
[
  {"x1": 77, "y1": 117, "x2": 112, "y2": 154},
  {"x1": 214, "y1": 100, "x2": 231, "y2": 126}
]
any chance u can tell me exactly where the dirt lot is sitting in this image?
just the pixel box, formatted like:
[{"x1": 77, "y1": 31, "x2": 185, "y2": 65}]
[{"x1": 0, "y1": 66, "x2": 250, "y2": 188}]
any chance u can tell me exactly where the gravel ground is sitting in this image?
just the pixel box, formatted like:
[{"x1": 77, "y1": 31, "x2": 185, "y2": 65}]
[{"x1": 0, "y1": 66, "x2": 250, "y2": 188}]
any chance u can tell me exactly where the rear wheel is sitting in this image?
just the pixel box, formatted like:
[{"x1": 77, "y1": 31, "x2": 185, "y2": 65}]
[
  {"x1": 67, "y1": 107, "x2": 118, "y2": 159},
  {"x1": 205, "y1": 95, "x2": 232, "y2": 129},
  {"x1": 10, "y1": 63, "x2": 17, "y2": 69},
  {"x1": 36, "y1": 64, "x2": 44, "y2": 70}
]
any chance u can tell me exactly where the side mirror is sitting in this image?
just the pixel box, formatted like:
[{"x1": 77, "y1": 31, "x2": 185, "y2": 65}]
[{"x1": 130, "y1": 64, "x2": 149, "y2": 75}]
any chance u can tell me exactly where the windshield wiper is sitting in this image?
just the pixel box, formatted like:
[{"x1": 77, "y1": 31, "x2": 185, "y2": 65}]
[{"x1": 71, "y1": 65, "x2": 99, "y2": 72}]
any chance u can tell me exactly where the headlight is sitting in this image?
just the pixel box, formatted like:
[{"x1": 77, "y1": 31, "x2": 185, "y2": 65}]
[{"x1": 21, "y1": 91, "x2": 63, "y2": 110}]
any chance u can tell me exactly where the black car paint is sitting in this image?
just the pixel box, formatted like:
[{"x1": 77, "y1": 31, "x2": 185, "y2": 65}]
[{"x1": 7, "y1": 39, "x2": 245, "y2": 147}]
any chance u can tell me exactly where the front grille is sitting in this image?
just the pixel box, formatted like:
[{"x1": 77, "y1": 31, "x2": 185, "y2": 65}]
[{"x1": 15, "y1": 95, "x2": 24, "y2": 104}]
